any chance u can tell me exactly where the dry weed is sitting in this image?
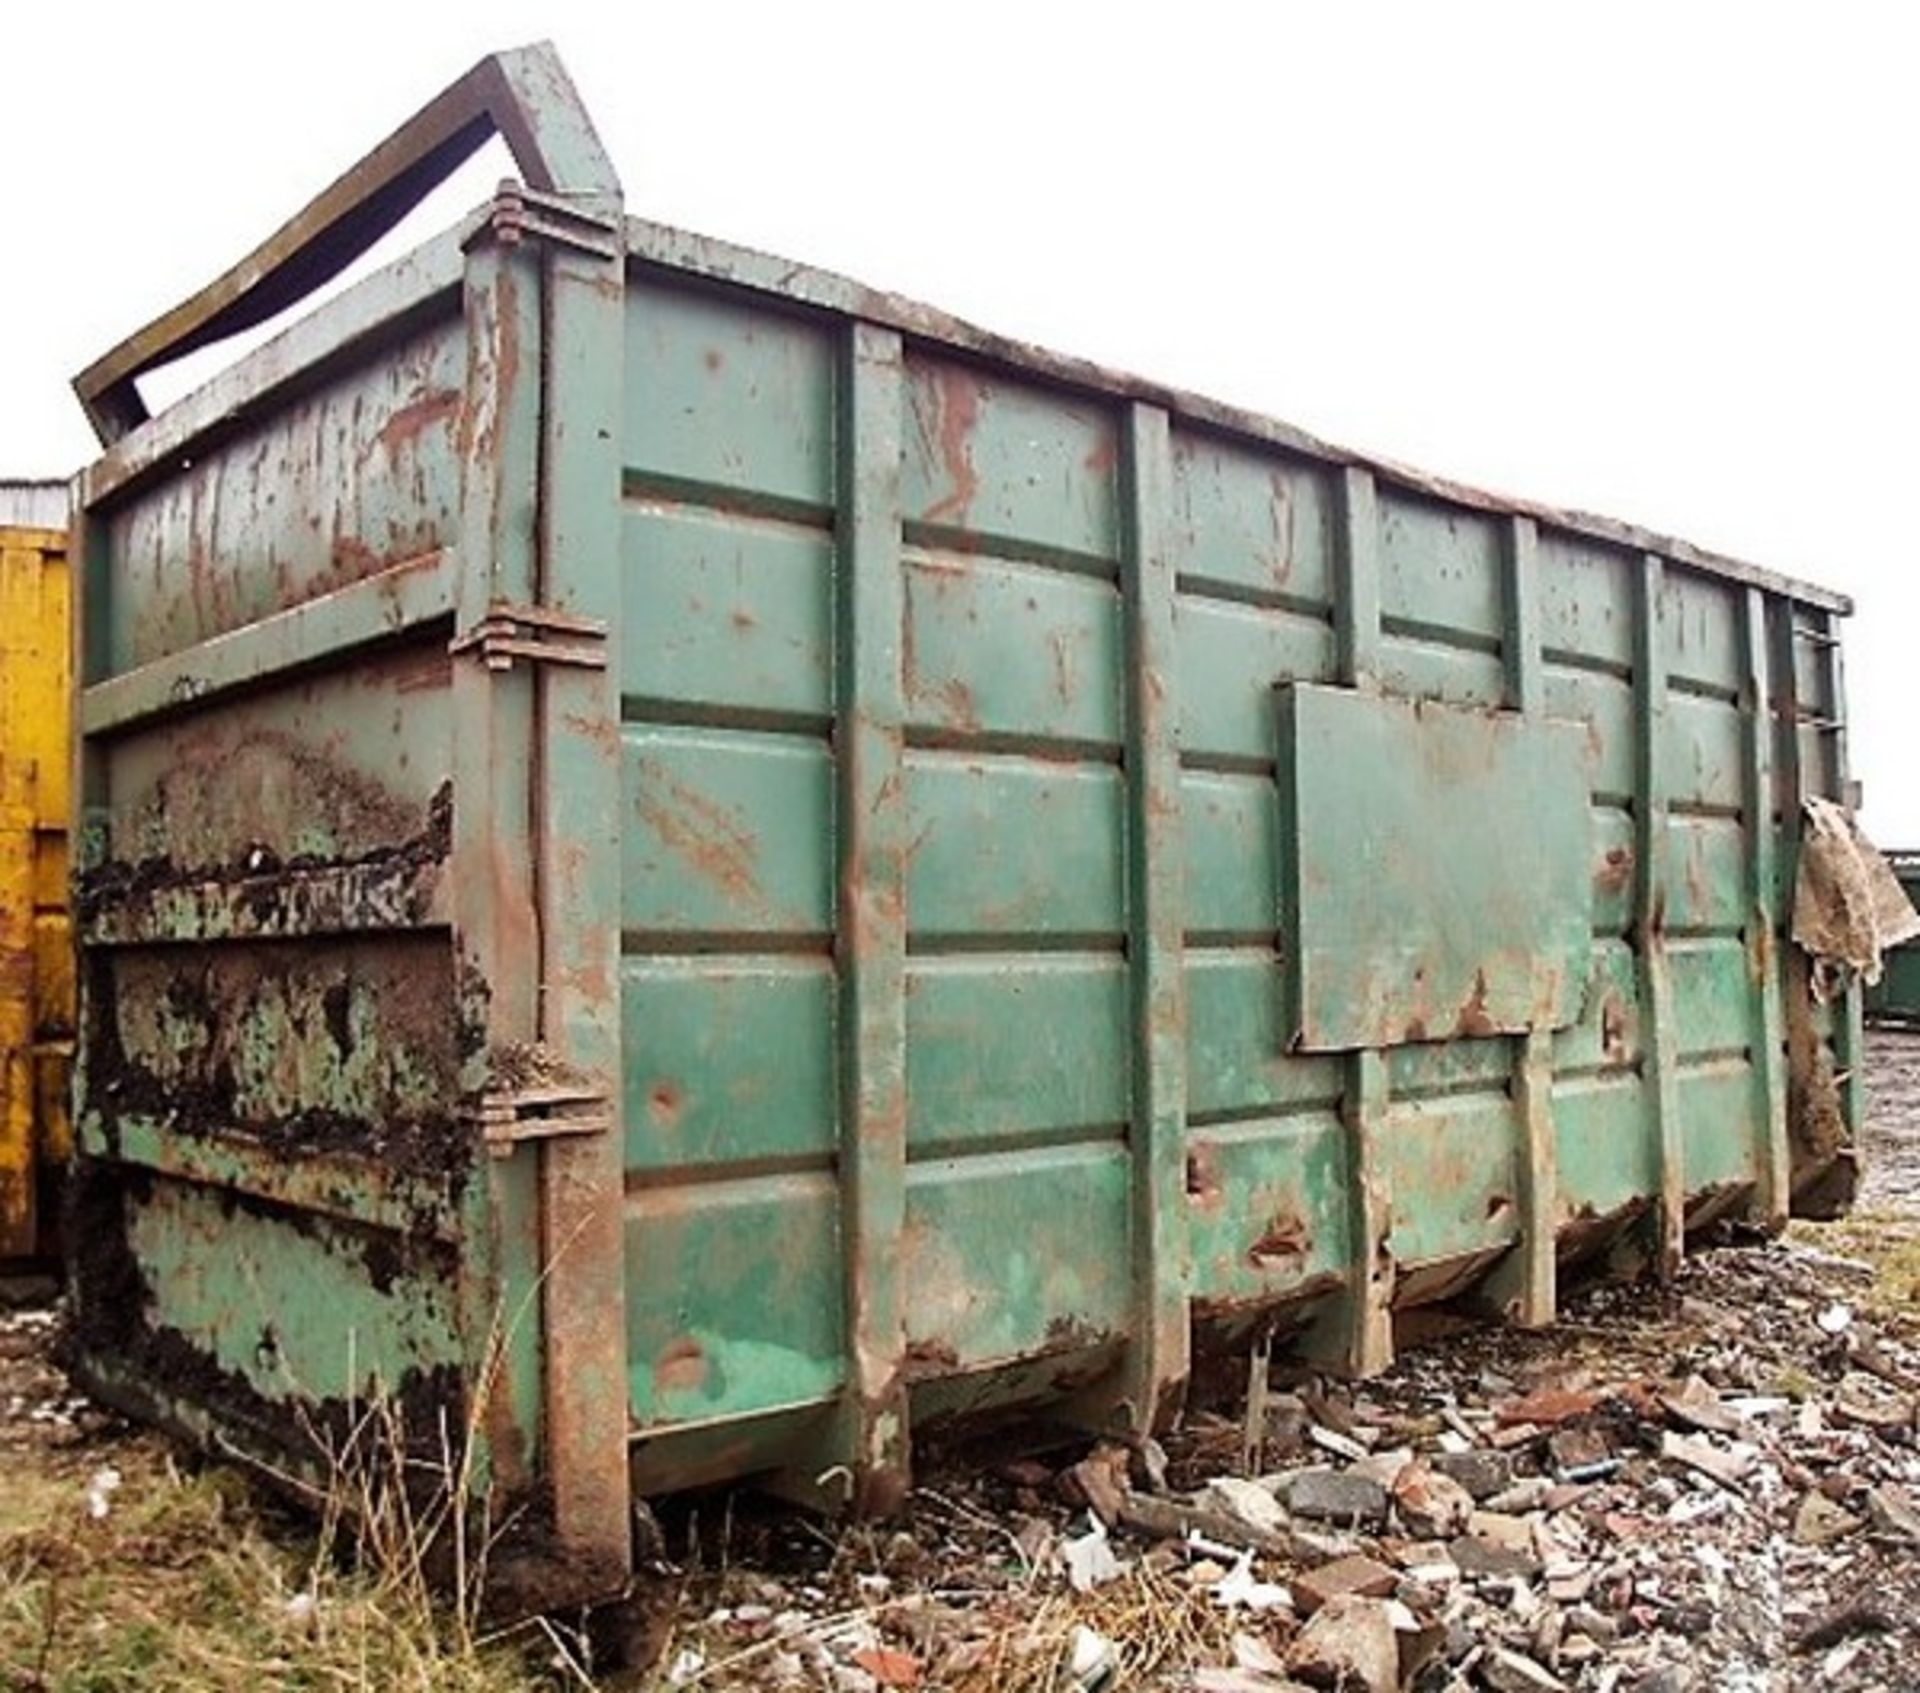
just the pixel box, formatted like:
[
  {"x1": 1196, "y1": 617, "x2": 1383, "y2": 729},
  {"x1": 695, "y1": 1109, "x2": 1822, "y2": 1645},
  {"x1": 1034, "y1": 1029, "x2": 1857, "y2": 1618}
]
[
  {"x1": 0, "y1": 1432, "x2": 567, "y2": 1693},
  {"x1": 0, "y1": 1307, "x2": 581, "y2": 1693}
]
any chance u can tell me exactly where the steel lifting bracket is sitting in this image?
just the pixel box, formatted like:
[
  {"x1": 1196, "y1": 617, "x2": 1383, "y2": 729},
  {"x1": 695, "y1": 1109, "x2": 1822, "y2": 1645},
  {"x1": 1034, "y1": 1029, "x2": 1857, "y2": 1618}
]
[
  {"x1": 465, "y1": 180, "x2": 622, "y2": 260},
  {"x1": 450, "y1": 600, "x2": 609, "y2": 672},
  {"x1": 470, "y1": 1084, "x2": 614, "y2": 1159}
]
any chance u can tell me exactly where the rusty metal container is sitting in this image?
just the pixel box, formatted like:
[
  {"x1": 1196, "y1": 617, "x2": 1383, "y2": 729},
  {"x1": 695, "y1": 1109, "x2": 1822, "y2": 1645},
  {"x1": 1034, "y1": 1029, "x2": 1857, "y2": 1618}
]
[
  {"x1": 0, "y1": 485, "x2": 72, "y2": 1263},
  {"x1": 1867, "y1": 852, "x2": 1920, "y2": 1023},
  {"x1": 64, "y1": 45, "x2": 1864, "y2": 1600}
]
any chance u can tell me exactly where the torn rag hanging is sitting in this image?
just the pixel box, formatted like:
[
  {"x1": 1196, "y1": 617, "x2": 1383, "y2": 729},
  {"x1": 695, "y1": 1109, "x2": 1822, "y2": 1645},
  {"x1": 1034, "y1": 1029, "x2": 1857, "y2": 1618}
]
[{"x1": 1790, "y1": 796, "x2": 1920, "y2": 1001}]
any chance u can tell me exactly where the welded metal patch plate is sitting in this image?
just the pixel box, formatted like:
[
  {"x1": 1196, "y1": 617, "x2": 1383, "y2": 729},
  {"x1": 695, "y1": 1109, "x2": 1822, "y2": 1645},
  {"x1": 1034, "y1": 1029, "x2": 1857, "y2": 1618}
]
[{"x1": 1276, "y1": 684, "x2": 1591, "y2": 1051}]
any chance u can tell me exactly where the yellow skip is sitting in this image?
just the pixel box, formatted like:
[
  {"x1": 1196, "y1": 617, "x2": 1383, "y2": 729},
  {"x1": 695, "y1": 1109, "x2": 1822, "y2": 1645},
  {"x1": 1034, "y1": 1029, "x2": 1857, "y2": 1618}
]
[{"x1": 0, "y1": 518, "x2": 71, "y2": 1262}]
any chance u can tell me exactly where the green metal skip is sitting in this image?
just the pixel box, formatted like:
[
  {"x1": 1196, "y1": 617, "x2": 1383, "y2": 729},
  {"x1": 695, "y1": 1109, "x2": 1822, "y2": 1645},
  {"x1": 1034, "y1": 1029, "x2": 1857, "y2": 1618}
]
[{"x1": 63, "y1": 44, "x2": 1867, "y2": 1603}]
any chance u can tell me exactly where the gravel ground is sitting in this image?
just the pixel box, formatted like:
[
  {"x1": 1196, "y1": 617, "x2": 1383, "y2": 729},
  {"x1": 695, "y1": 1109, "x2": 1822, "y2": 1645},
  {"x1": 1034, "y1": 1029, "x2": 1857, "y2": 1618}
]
[{"x1": 1860, "y1": 1028, "x2": 1920, "y2": 1210}]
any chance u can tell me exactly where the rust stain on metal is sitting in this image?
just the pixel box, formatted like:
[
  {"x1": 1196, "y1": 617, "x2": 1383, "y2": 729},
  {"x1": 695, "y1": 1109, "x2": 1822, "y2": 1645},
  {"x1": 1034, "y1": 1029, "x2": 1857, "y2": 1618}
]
[
  {"x1": 1647, "y1": 888, "x2": 1668, "y2": 940},
  {"x1": 1185, "y1": 1143, "x2": 1222, "y2": 1211},
  {"x1": 842, "y1": 873, "x2": 906, "y2": 959},
  {"x1": 391, "y1": 646, "x2": 453, "y2": 694},
  {"x1": 652, "y1": 1336, "x2": 708, "y2": 1397},
  {"x1": 559, "y1": 707, "x2": 623, "y2": 753},
  {"x1": 1597, "y1": 846, "x2": 1634, "y2": 895},
  {"x1": 1049, "y1": 629, "x2": 1075, "y2": 706},
  {"x1": 1601, "y1": 992, "x2": 1630, "y2": 1062},
  {"x1": 1247, "y1": 1212, "x2": 1311, "y2": 1269},
  {"x1": 1043, "y1": 1312, "x2": 1109, "y2": 1353},
  {"x1": 636, "y1": 763, "x2": 762, "y2": 904},
  {"x1": 1265, "y1": 468, "x2": 1298, "y2": 586},
  {"x1": 903, "y1": 1336, "x2": 960, "y2": 1379},
  {"x1": 1144, "y1": 772, "x2": 1179, "y2": 826},
  {"x1": 375, "y1": 388, "x2": 462, "y2": 460},
  {"x1": 1154, "y1": 987, "x2": 1187, "y2": 1044},
  {"x1": 920, "y1": 367, "x2": 981, "y2": 527},
  {"x1": 850, "y1": 1448, "x2": 909, "y2": 1518},
  {"x1": 937, "y1": 678, "x2": 980, "y2": 732},
  {"x1": 1453, "y1": 968, "x2": 1499, "y2": 1038},
  {"x1": 1684, "y1": 836, "x2": 1710, "y2": 926}
]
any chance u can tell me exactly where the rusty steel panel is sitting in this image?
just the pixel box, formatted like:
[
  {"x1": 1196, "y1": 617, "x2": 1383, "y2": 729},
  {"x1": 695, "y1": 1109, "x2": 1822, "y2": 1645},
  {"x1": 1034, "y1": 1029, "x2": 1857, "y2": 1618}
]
[
  {"x1": 1275, "y1": 685, "x2": 1592, "y2": 1051},
  {"x1": 65, "y1": 41, "x2": 1866, "y2": 1611},
  {"x1": 101, "y1": 319, "x2": 466, "y2": 675},
  {"x1": 0, "y1": 520, "x2": 71, "y2": 1262}
]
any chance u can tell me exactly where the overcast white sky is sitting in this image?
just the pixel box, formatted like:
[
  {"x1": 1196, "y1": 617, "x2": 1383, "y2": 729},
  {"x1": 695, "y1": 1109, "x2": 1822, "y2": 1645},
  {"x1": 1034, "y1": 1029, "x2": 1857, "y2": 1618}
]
[{"x1": 4, "y1": 3, "x2": 1914, "y2": 835}]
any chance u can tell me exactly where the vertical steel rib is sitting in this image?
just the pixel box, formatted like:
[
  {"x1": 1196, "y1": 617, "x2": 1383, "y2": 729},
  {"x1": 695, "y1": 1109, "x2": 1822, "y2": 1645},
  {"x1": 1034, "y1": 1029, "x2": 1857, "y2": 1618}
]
[
  {"x1": 534, "y1": 204, "x2": 632, "y2": 1580},
  {"x1": 834, "y1": 322, "x2": 911, "y2": 1510},
  {"x1": 1634, "y1": 554, "x2": 1683, "y2": 1276},
  {"x1": 1742, "y1": 588, "x2": 1790, "y2": 1227},
  {"x1": 1328, "y1": 465, "x2": 1392, "y2": 1373},
  {"x1": 1495, "y1": 515, "x2": 1556, "y2": 1325},
  {"x1": 1118, "y1": 402, "x2": 1191, "y2": 1430}
]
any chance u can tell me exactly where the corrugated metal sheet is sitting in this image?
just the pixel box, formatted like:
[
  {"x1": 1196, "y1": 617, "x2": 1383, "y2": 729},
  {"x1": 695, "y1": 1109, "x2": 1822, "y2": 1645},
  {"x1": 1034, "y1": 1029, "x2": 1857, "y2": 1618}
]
[{"x1": 0, "y1": 481, "x2": 68, "y2": 532}]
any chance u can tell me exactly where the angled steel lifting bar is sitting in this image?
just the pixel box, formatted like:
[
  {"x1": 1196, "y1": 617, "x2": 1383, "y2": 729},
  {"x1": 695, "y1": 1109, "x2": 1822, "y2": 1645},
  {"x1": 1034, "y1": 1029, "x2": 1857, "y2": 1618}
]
[{"x1": 72, "y1": 41, "x2": 620, "y2": 444}]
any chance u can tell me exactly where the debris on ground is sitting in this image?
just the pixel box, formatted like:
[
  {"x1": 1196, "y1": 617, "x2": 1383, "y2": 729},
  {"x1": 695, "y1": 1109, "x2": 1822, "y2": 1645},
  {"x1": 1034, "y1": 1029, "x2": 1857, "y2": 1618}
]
[{"x1": 9, "y1": 1033, "x2": 1920, "y2": 1690}]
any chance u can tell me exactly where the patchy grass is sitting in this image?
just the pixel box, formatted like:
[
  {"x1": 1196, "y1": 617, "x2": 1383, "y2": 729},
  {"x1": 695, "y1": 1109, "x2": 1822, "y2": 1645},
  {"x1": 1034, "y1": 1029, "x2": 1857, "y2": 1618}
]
[
  {"x1": 1790, "y1": 1208, "x2": 1920, "y2": 1320},
  {"x1": 0, "y1": 1435, "x2": 573, "y2": 1693}
]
